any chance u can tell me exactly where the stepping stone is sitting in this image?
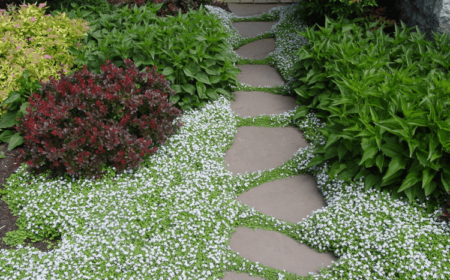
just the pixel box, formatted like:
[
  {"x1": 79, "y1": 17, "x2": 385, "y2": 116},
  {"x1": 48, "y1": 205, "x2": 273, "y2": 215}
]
[
  {"x1": 229, "y1": 228, "x2": 337, "y2": 277},
  {"x1": 222, "y1": 271, "x2": 264, "y2": 280},
  {"x1": 224, "y1": 126, "x2": 308, "y2": 174},
  {"x1": 234, "y1": 38, "x2": 275, "y2": 60},
  {"x1": 231, "y1": 91, "x2": 296, "y2": 117},
  {"x1": 228, "y1": 4, "x2": 288, "y2": 17},
  {"x1": 235, "y1": 175, "x2": 325, "y2": 223},
  {"x1": 232, "y1": 21, "x2": 277, "y2": 38},
  {"x1": 236, "y1": 65, "x2": 284, "y2": 87}
]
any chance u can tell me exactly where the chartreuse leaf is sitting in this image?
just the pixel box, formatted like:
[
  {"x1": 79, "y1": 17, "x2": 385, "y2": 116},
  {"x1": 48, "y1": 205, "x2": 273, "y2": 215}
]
[
  {"x1": 382, "y1": 157, "x2": 406, "y2": 182},
  {"x1": 398, "y1": 171, "x2": 421, "y2": 193}
]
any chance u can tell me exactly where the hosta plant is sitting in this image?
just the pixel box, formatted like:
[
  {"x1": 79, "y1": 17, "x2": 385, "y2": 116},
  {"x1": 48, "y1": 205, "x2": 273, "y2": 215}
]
[
  {"x1": 15, "y1": 59, "x2": 182, "y2": 181},
  {"x1": 290, "y1": 15, "x2": 450, "y2": 213},
  {"x1": 53, "y1": 2, "x2": 239, "y2": 111}
]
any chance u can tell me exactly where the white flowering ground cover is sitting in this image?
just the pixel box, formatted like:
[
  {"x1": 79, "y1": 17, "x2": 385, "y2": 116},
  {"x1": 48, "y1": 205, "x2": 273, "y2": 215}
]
[{"x1": 1, "y1": 3, "x2": 450, "y2": 279}]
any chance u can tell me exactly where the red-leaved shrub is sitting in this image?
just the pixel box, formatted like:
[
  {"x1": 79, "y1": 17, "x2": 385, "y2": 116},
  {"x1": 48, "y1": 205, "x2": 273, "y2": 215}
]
[
  {"x1": 106, "y1": 0, "x2": 204, "y2": 17},
  {"x1": 15, "y1": 59, "x2": 182, "y2": 181}
]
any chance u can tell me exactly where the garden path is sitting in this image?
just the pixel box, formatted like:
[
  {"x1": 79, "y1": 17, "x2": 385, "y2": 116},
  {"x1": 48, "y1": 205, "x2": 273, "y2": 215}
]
[{"x1": 221, "y1": 4, "x2": 337, "y2": 279}]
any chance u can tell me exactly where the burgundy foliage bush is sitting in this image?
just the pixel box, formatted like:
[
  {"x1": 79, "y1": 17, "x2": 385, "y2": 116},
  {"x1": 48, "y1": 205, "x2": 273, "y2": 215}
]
[{"x1": 15, "y1": 59, "x2": 182, "y2": 181}]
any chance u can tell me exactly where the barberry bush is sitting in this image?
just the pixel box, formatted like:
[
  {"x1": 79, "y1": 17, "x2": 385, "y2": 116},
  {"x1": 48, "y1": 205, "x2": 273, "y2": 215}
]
[{"x1": 15, "y1": 59, "x2": 182, "y2": 180}]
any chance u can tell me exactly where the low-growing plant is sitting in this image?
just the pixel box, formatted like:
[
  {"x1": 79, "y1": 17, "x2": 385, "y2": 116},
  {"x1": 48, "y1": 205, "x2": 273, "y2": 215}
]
[
  {"x1": 54, "y1": 2, "x2": 239, "y2": 110},
  {"x1": 0, "y1": 2, "x2": 90, "y2": 103},
  {"x1": 290, "y1": 15, "x2": 450, "y2": 213},
  {"x1": 106, "y1": 0, "x2": 207, "y2": 17},
  {"x1": 15, "y1": 59, "x2": 183, "y2": 181}
]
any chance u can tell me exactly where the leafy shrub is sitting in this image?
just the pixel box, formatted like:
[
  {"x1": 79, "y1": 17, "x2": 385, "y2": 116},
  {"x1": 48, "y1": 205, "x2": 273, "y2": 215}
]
[
  {"x1": 55, "y1": 2, "x2": 239, "y2": 110},
  {"x1": 293, "y1": 0, "x2": 377, "y2": 31},
  {"x1": 291, "y1": 15, "x2": 450, "y2": 213},
  {"x1": 0, "y1": 2, "x2": 89, "y2": 103},
  {"x1": 106, "y1": 0, "x2": 208, "y2": 17},
  {"x1": 15, "y1": 59, "x2": 182, "y2": 181},
  {"x1": 352, "y1": 5, "x2": 397, "y2": 33}
]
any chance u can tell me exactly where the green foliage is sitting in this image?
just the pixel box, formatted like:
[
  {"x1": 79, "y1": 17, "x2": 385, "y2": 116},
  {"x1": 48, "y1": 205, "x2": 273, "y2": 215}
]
[
  {"x1": 51, "y1": 2, "x2": 239, "y2": 111},
  {"x1": 293, "y1": 0, "x2": 377, "y2": 30},
  {"x1": 0, "y1": 2, "x2": 90, "y2": 104},
  {"x1": 290, "y1": 14, "x2": 450, "y2": 212}
]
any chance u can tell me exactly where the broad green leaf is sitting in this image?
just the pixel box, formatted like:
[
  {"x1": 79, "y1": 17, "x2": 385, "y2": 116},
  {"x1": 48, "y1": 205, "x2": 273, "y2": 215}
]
[
  {"x1": 183, "y1": 68, "x2": 195, "y2": 78},
  {"x1": 364, "y1": 174, "x2": 381, "y2": 191},
  {"x1": 195, "y1": 72, "x2": 211, "y2": 85},
  {"x1": 216, "y1": 88, "x2": 232, "y2": 98},
  {"x1": 0, "y1": 130, "x2": 14, "y2": 143},
  {"x1": 429, "y1": 148, "x2": 442, "y2": 162},
  {"x1": 0, "y1": 110, "x2": 18, "y2": 129},
  {"x1": 195, "y1": 35, "x2": 207, "y2": 41},
  {"x1": 441, "y1": 172, "x2": 450, "y2": 192},
  {"x1": 162, "y1": 67, "x2": 174, "y2": 76},
  {"x1": 382, "y1": 157, "x2": 406, "y2": 182},
  {"x1": 380, "y1": 140, "x2": 404, "y2": 158},
  {"x1": 424, "y1": 181, "x2": 437, "y2": 197},
  {"x1": 359, "y1": 146, "x2": 378, "y2": 166},
  {"x1": 415, "y1": 148, "x2": 429, "y2": 167},
  {"x1": 306, "y1": 155, "x2": 325, "y2": 168},
  {"x1": 422, "y1": 168, "x2": 437, "y2": 189},
  {"x1": 19, "y1": 102, "x2": 29, "y2": 116},
  {"x1": 324, "y1": 146, "x2": 338, "y2": 160},
  {"x1": 206, "y1": 89, "x2": 218, "y2": 100},
  {"x1": 406, "y1": 138, "x2": 419, "y2": 158},
  {"x1": 337, "y1": 141, "x2": 348, "y2": 161},
  {"x1": 196, "y1": 81, "x2": 206, "y2": 99},
  {"x1": 205, "y1": 68, "x2": 219, "y2": 76},
  {"x1": 329, "y1": 161, "x2": 346, "y2": 179},
  {"x1": 209, "y1": 76, "x2": 221, "y2": 84},
  {"x1": 293, "y1": 106, "x2": 308, "y2": 120},
  {"x1": 375, "y1": 154, "x2": 384, "y2": 173},
  {"x1": 0, "y1": 94, "x2": 21, "y2": 106},
  {"x1": 403, "y1": 183, "x2": 420, "y2": 203},
  {"x1": 428, "y1": 136, "x2": 440, "y2": 161},
  {"x1": 398, "y1": 171, "x2": 421, "y2": 193},
  {"x1": 7, "y1": 133, "x2": 23, "y2": 150},
  {"x1": 169, "y1": 95, "x2": 180, "y2": 104},
  {"x1": 182, "y1": 84, "x2": 196, "y2": 95},
  {"x1": 324, "y1": 134, "x2": 340, "y2": 149}
]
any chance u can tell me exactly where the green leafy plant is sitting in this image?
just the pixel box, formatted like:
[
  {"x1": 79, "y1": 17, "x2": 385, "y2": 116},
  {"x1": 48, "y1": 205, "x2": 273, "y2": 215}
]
[
  {"x1": 290, "y1": 14, "x2": 450, "y2": 213},
  {"x1": 57, "y1": 2, "x2": 239, "y2": 110},
  {"x1": 15, "y1": 59, "x2": 182, "y2": 181},
  {"x1": 0, "y1": 1, "x2": 90, "y2": 104}
]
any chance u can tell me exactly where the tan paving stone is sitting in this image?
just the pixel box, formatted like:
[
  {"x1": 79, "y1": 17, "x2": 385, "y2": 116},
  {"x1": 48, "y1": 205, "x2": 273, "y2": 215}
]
[
  {"x1": 229, "y1": 228, "x2": 337, "y2": 277},
  {"x1": 235, "y1": 175, "x2": 325, "y2": 223},
  {"x1": 228, "y1": 4, "x2": 289, "y2": 16},
  {"x1": 234, "y1": 38, "x2": 275, "y2": 60},
  {"x1": 224, "y1": 126, "x2": 308, "y2": 174},
  {"x1": 232, "y1": 21, "x2": 276, "y2": 38},
  {"x1": 221, "y1": 271, "x2": 265, "y2": 280},
  {"x1": 236, "y1": 65, "x2": 284, "y2": 87},
  {"x1": 231, "y1": 91, "x2": 296, "y2": 117}
]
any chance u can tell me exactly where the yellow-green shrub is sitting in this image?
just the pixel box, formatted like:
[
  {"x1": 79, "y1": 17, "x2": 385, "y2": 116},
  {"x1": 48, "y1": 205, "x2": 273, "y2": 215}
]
[{"x1": 0, "y1": 2, "x2": 90, "y2": 116}]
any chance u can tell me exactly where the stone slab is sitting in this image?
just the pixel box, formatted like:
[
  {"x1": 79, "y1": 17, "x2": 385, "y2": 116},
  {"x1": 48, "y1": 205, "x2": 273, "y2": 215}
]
[
  {"x1": 234, "y1": 38, "x2": 275, "y2": 60},
  {"x1": 222, "y1": 271, "x2": 265, "y2": 280},
  {"x1": 229, "y1": 228, "x2": 337, "y2": 277},
  {"x1": 228, "y1": 3, "x2": 288, "y2": 16},
  {"x1": 232, "y1": 21, "x2": 276, "y2": 38},
  {"x1": 224, "y1": 126, "x2": 308, "y2": 174},
  {"x1": 235, "y1": 175, "x2": 325, "y2": 223},
  {"x1": 236, "y1": 65, "x2": 284, "y2": 87},
  {"x1": 231, "y1": 91, "x2": 296, "y2": 117}
]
